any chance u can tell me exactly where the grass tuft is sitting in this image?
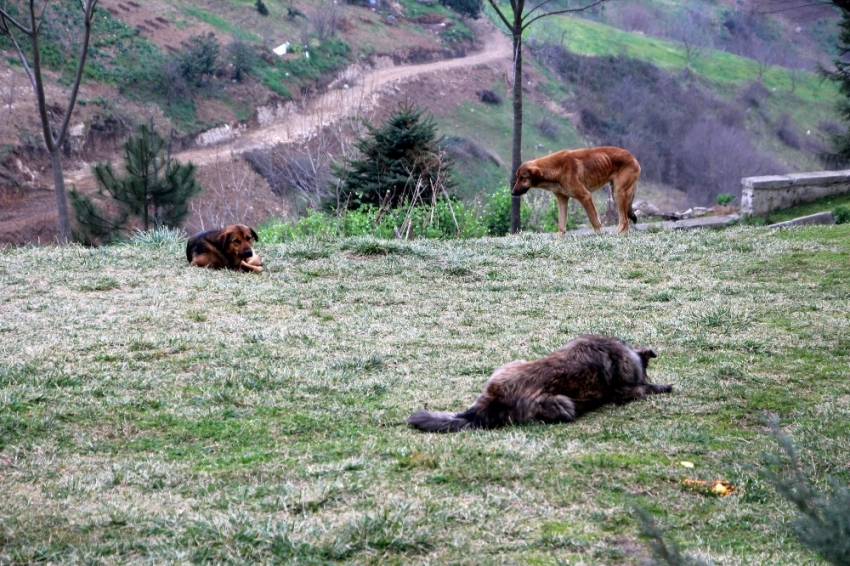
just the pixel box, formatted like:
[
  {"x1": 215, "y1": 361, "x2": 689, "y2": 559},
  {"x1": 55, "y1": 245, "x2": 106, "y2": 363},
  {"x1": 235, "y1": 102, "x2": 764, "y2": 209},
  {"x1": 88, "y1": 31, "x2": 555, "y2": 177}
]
[{"x1": 1, "y1": 226, "x2": 849, "y2": 564}]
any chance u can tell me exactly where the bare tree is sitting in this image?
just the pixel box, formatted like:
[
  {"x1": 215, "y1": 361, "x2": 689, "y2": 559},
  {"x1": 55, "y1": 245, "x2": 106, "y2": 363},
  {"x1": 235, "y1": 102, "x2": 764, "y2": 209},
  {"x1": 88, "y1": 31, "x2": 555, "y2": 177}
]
[
  {"x1": 750, "y1": 38, "x2": 781, "y2": 82},
  {"x1": 243, "y1": 86, "x2": 375, "y2": 213},
  {"x1": 485, "y1": 0, "x2": 606, "y2": 233},
  {"x1": 189, "y1": 151, "x2": 265, "y2": 231},
  {"x1": 670, "y1": 9, "x2": 713, "y2": 70},
  {"x1": 0, "y1": 0, "x2": 99, "y2": 242},
  {"x1": 309, "y1": 0, "x2": 343, "y2": 42}
]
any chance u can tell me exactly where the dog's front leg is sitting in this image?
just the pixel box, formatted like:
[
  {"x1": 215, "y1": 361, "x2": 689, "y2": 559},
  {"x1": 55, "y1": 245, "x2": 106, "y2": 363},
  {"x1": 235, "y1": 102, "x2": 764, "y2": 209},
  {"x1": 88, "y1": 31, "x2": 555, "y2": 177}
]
[
  {"x1": 555, "y1": 193, "x2": 570, "y2": 236},
  {"x1": 575, "y1": 190, "x2": 602, "y2": 232},
  {"x1": 240, "y1": 257, "x2": 264, "y2": 272}
]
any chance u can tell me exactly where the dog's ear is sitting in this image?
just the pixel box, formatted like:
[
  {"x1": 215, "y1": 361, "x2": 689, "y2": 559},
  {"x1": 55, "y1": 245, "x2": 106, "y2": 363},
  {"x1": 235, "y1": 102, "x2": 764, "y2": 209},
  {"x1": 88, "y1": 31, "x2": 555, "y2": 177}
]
[
  {"x1": 636, "y1": 347, "x2": 657, "y2": 366},
  {"x1": 217, "y1": 229, "x2": 233, "y2": 249},
  {"x1": 528, "y1": 165, "x2": 543, "y2": 182},
  {"x1": 250, "y1": 228, "x2": 259, "y2": 243}
]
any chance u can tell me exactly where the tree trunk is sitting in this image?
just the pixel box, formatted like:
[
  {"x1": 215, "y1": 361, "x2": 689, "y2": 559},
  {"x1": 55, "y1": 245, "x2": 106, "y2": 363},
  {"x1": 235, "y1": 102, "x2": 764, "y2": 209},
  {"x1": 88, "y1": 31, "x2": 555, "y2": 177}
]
[
  {"x1": 49, "y1": 149, "x2": 71, "y2": 241},
  {"x1": 509, "y1": 29, "x2": 524, "y2": 234}
]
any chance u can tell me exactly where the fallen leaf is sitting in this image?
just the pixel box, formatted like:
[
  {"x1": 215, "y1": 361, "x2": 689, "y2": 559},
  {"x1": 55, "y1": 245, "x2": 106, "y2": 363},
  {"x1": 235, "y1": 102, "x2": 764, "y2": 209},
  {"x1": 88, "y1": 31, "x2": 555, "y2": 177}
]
[{"x1": 682, "y1": 478, "x2": 736, "y2": 497}]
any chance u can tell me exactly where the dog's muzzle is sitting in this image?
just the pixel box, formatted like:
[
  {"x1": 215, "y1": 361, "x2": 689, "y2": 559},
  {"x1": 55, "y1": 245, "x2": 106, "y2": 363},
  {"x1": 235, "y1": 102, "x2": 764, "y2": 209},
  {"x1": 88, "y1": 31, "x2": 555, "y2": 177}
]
[
  {"x1": 511, "y1": 185, "x2": 530, "y2": 197},
  {"x1": 239, "y1": 249, "x2": 254, "y2": 259}
]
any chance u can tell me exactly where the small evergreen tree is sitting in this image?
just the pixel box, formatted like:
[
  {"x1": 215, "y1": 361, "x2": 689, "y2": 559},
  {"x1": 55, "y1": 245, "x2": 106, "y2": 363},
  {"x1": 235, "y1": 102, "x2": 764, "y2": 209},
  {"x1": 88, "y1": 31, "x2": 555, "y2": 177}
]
[
  {"x1": 824, "y1": 1, "x2": 850, "y2": 164},
  {"x1": 442, "y1": 0, "x2": 481, "y2": 19},
  {"x1": 333, "y1": 103, "x2": 455, "y2": 210},
  {"x1": 256, "y1": 0, "x2": 270, "y2": 16},
  {"x1": 177, "y1": 32, "x2": 220, "y2": 88},
  {"x1": 70, "y1": 123, "x2": 203, "y2": 244},
  {"x1": 636, "y1": 418, "x2": 850, "y2": 566},
  {"x1": 763, "y1": 418, "x2": 850, "y2": 566},
  {"x1": 228, "y1": 39, "x2": 257, "y2": 82}
]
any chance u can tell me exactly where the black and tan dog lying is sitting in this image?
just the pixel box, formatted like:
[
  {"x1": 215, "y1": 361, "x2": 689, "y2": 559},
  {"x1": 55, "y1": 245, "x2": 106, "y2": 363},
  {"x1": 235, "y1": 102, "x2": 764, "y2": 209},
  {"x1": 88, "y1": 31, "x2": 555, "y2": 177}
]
[
  {"x1": 408, "y1": 335, "x2": 671, "y2": 432},
  {"x1": 186, "y1": 224, "x2": 264, "y2": 272}
]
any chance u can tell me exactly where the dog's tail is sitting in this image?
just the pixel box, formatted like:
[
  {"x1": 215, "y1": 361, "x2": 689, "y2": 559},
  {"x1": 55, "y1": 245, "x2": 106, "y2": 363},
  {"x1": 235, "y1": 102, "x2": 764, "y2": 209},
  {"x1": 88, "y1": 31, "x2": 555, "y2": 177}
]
[
  {"x1": 628, "y1": 207, "x2": 638, "y2": 224},
  {"x1": 407, "y1": 410, "x2": 476, "y2": 433}
]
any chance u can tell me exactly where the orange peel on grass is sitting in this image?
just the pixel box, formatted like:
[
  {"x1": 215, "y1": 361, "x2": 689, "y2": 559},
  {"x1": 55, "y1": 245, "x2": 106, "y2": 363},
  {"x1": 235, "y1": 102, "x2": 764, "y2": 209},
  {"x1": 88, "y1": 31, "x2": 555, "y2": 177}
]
[{"x1": 681, "y1": 478, "x2": 736, "y2": 497}]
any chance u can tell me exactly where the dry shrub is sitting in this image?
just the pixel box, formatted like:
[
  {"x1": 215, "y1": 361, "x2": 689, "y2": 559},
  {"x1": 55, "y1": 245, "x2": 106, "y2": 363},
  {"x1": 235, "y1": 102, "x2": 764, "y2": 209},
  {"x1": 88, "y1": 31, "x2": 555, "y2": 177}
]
[
  {"x1": 536, "y1": 117, "x2": 560, "y2": 139},
  {"x1": 678, "y1": 118, "x2": 785, "y2": 204},
  {"x1": 477, "y1": 89, "x2": 502, "y2": 105},
  {"x1": 442, "y1": 136, "x2": 500, "y2": 165},
  {"x1": 607, "y1": 3, "x2": 664, "y2": 35},
  {"x1": 537, "y1": 43, "x2": 788, "y2": 206},
  {"x1": 776, "y1": 114, "x2": 803, "y2": 150},
  {"x1": 739, "y1": 81, "x2": 770, "y2": 109},
  {"x1": 414, "y1": 13, "x2": 445, "y2": 24},
  {"x1": 187, "y1": 151, "x2": 285, "y2": 233}
]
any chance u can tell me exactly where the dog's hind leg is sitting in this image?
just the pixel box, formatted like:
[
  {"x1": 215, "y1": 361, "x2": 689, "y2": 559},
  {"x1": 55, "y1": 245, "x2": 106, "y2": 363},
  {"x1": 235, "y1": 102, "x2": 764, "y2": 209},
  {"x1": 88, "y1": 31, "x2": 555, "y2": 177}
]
[
  {"x1": 613, "y1": 169, "x2": 640, "y2": 233},
  {"x1": 532, "y1": 394, "x2": 576, "y2": 424}
]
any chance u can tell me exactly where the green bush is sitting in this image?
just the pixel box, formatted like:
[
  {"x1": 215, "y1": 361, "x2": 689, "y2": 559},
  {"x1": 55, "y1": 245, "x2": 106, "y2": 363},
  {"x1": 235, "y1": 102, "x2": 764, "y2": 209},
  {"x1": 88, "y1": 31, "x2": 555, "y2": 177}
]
[
  {"x1": 177, "y1": 32, "x2": 221, "y2": 88},
  {"x1": 258, "y1": 199, "x2": 486, "y2": 243},
  {"x1": 834, "y1": 204, "x2": 850, "y2": 224},
  {"x1": 483, "y1": 185, "x2": 530, "y2": 236},
  {"x1": 716, "y1": 193, "x2": 735, "y2": 206}
]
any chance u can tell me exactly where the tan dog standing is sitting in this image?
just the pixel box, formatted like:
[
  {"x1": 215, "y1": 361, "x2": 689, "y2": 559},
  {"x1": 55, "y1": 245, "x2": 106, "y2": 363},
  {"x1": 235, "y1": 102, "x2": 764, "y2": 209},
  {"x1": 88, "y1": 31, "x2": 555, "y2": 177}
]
[
  {"x1": 512, "y1": 146, "x2": 641, "y2": 234},
  {"x1": 186, "y1": 224, "x2": 264, "y2": 272}
]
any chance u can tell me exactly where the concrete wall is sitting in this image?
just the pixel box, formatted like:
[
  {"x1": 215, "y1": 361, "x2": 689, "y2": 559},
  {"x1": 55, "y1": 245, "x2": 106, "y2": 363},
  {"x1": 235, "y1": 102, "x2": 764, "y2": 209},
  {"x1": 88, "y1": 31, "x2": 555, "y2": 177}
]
[{"x1": 741, "y1": 170, "x2": 850, "y2": 216}]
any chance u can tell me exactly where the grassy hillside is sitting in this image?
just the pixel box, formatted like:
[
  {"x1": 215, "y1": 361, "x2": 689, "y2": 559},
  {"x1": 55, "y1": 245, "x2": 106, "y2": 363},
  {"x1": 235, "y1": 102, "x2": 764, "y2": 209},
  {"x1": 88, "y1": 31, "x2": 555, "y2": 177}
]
[{"x1": 2, "y1": 225, "x2": 849, "y2": 564}]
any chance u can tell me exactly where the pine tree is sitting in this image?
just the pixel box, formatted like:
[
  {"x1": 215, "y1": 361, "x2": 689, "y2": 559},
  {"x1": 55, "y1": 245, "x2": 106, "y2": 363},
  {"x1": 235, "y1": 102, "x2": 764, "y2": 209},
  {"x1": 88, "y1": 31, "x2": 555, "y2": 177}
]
[
  {"x1": 333, "y1": 103, "x2": 454, "y2": 210},
  {"x1": 825, "y1": 1, "x2": 850, "y2": 164},
  {"x1": 70, "y1": 123, "x2": 203, "y2": 244},
  {"x1": 763, "y1": 418, "x2": 850, "y2": 566}
]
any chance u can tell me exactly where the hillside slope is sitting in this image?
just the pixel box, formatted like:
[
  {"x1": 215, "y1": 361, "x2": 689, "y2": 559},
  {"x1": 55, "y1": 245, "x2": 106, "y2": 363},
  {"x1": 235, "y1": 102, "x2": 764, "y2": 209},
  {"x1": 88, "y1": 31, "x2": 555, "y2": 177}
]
[{"x1": 0, "y1": 0, "x2": 845, "y2": 244}]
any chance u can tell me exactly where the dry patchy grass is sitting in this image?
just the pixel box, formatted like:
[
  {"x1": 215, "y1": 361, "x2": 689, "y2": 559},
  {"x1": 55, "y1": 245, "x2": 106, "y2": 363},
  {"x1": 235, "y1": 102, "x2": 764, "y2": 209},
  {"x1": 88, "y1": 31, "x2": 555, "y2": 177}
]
[{"x1": 1, "y1": 226, "x2": 849, "y2": 564}]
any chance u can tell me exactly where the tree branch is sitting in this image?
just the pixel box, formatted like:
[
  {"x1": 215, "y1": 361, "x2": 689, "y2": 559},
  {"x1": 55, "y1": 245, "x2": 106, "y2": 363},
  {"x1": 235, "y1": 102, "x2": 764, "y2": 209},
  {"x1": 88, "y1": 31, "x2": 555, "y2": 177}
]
[
  {"x1": 522, "y1": 0, "x2": 607, "y2": 31},
  {"x1": 485, "y1": 0, "x2": 516, "y2": 32},
  {"x1": 0, "y1": 6, "x2": 33, "y2": 35},
  {"x1": 0, "y1": 15, "x2": 38, "y2": 91},
  {"x1": 56, "y1": 0, "x2": 98, "y2": 145}
]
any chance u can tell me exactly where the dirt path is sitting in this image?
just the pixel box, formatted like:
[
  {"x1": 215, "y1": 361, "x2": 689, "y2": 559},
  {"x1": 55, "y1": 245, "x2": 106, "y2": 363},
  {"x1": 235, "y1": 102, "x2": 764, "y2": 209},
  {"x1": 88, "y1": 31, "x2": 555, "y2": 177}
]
[
  {"x1": 70, "y1": 21, "x2": 512, "y2": 178},
  {"x1": 2, "y1": 21, "x2": 512, "y2": 245}
]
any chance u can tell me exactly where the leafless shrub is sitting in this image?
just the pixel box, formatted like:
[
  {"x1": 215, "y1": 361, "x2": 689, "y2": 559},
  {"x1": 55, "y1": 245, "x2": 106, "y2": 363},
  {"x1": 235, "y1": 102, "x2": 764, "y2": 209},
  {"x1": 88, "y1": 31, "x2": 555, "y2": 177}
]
[
  {"x1": 668, "y1": 9, "x2": 713, "y2": 69},
  {"x1": 678, "y1": 118, "x2": 786, "y2": 205},
  {"x1": 538, "y1": 43, "x2": 791, "y2": 206},
  {"x1": 309, "y1": 0, "x2": 344, "y2": 41},
  {"x1": 476, "y1": 89, "x2": 502, "y2": 104},
  {"x1": 819, "y1": 121, "x2": 844, "y2": 138},
  {"x1": 739, "y1": 80, "x2": 770, "y2": 108},
  {"x1": 776, "y1": 114, "x2": 803, "y2": 150},
  {"x1": 717, "y1": 103, "x2": 746, "y2": 128},
  {"x1": 188, "y1": 151, "x2": 270, "y2": 232},
  {"x1": 607, "y1": 3, "x2": 664, "y2": 35},
  {"x1": 244, "y1": 142, "x2": 334, "y2": 211},
  {"x1": 415, "y1": 13, "x2": 444, "y2": 24},
  {"x1": 442, "y1": 136, "x2": 500, "y2": 165},
  {"x1": 244, "y1": 89, "x2": 375, "y2": 212},
  {"x1": 536, "y1": 116, "x2": 560, "y2": 139}
]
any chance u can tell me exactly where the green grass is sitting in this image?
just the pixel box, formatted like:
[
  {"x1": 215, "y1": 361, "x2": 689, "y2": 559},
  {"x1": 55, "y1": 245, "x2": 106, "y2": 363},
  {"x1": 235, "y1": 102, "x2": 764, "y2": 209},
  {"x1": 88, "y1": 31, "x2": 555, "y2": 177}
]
[
  {"x1": 1, "y1": 226, "x2": 849, "y2": 564},
  {"x1": 179, "y1": 5, "x2": 261, "y2": 42},
  {"x1": 761, "y1": 192, "x2": 850, "y2": 224},
  {"x1": 526, "y1": 16, "x2": 837, "y2": 105}
]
